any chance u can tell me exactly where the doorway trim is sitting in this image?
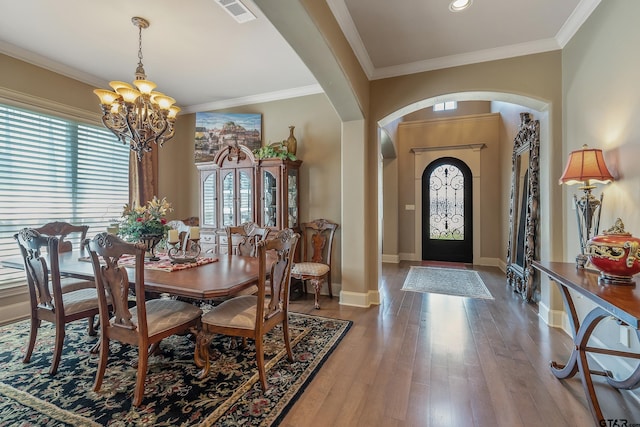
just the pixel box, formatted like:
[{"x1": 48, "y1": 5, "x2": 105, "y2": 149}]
[{"x1": 412, "y1": 144, "x2": 485, "y2": 264}]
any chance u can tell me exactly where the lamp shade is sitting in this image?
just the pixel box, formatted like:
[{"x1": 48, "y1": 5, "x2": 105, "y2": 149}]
[{"x1": 559, "y1": 144, "x2": 614, "y2": 185}]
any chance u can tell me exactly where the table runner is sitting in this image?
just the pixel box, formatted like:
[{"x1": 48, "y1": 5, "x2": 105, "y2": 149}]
[{"x1": 79, "y1": 253, "x2": 218, "y2": 272}]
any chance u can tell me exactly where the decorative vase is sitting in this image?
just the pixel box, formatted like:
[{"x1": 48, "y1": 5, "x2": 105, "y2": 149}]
[
  {"x1": 586, "y1": 218, "x2": 640, "y2": 285},
  {"x1": 139, "y1": 233, "x2": 163, "y2": 261},
  {"x1": 286, "y1": 125, "x2": 297, "y2": 155}
]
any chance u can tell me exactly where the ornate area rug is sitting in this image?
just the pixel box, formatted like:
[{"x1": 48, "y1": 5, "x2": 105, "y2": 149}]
[
  {"x1": 0, "y1": 313, "x2": 351, "y2": 426},
  {"x1": 402, "y1": 266, "x2": 494, "y2": 300}
]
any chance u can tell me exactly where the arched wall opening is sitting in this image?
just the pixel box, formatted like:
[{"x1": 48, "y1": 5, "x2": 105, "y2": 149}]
[{"x1": 377, "y1": 90, "x2": 559, "y2": 325}]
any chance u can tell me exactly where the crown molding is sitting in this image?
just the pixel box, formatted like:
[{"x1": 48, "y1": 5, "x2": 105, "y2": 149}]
[
  {"x1": 183, "y1": 84, "x2": 325, "y2": 113},
  {"x1": 555, "y1": 0, "x2": 602, "y2": 47},
  {"x1": 371, "y1": 38, "x2": 560, "y2": 80},
  {"x1": 326, "y1": 0, "x2": 375, "y2": 79}
]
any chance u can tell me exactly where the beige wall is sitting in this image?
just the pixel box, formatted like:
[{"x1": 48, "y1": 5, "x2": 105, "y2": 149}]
[
  {"x1": 561, "y1": 0, "x2": 640, "y2": 366},
  {"x1": 0, "y1": 54, "x2": 99, "y2": 116}
]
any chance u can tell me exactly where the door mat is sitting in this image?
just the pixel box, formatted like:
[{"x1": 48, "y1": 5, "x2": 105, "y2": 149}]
[{"x1": 402, "y1": 266, "x2": 494, "y2": 299}]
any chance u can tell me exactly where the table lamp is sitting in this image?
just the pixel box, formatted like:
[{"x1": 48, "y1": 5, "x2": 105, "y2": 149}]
[{"x1": 559, "y1": 144, "x2": 614, "y2": 268}]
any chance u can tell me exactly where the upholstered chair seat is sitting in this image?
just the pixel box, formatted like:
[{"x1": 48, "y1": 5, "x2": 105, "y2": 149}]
[
  {"x1": 127, "y1": 299, "x2": 203, "y2": 336},
  {"x1": 201, "y1": 295, "x2": 274, "y2": 329},
  {"x1": 292, "y1": 262, "x2": 330, "y2": 277}
]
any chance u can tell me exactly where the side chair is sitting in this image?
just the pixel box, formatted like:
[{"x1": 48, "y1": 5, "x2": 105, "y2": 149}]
[
  {"x1": 221, "y1": 222, "x2": 270, "y2": 300},
  {"x1": 291, "y1": 219, "x2": 339, "y2": 309},
  {"x1": 194, "y1": 228, "x2": 299, "y2": 391},
  {"x1": 14, "y1": 228, "x2": 104, "y2": 375},
  {"x1": 87, "y1": 232, "x2": 202, "y2": 407},
  {"x1": 225, "y1": 221, "x2": 269, "y2": 257},
  {"x1": 34, "y1": 221, "x2": 98, "y2": 334}
]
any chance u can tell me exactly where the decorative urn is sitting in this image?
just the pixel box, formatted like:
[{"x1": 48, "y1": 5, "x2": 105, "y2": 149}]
[{"x1": 586, "y1": 218, "x2": 640, "y2": 285}]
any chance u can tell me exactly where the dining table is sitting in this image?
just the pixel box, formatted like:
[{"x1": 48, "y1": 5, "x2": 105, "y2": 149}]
[{"x1": 1, "y1": 250, "x2": 262, "y2": 300}]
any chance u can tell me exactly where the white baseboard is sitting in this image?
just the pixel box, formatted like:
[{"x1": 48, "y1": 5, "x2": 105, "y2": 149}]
[
  {"x1": 399, "y1": 252, "x2": 419, "y2": 261},
  {"x1": 382, "y1": 254, "x2": 400, "y2": 264},
  {"x1": 538, "y1": 300, "x2": 570, "y2": 333},
  {"x1": 339, "y1": 289, "x2": 380, "y2": 307},
  {"x1": 475, "y1": 257, "x2": 500, "y2": 267}
]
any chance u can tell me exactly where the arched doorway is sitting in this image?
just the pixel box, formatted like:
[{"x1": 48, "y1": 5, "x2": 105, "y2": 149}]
[{"x1": 422, "y1": 157, "x2": 473, "y2": 263}]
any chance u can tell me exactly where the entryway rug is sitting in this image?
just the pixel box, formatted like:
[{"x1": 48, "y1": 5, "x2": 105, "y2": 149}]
[
  {"x1": 402, "y1": 266, "x2": 494, "y2": 300},
  {"x1": 0, "y1": 312, "x2": 351, "y2": 426}
]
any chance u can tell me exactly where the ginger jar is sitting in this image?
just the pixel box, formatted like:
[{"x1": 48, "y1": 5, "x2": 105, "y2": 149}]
[{"x1": 586, "y1": 218, "x2": 640, "y2": 285}]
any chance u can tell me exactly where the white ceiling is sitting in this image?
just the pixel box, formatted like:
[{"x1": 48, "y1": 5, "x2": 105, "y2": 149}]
[{"x1": 0, "y1": 0, "x2": 600, "y2": 114}]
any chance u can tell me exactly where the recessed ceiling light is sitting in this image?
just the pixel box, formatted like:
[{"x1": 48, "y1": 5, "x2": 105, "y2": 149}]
[{"x1": 449, "y1": 0, "x2": 472, "y2": 12}]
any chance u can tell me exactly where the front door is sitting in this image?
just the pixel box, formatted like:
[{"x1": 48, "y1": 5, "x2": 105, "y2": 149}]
[{"x1": 422, "y1": 157, "x2": 473, "y2": 263}]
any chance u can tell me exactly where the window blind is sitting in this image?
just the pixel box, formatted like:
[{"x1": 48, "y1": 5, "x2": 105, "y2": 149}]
[{"x1": 0, "y1": 104, "x2": 129, "y2": 288}]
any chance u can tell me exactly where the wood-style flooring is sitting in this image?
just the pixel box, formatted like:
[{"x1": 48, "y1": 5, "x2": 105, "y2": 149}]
[{"x1": 282, "y1": 262, "x2": 640, "y2": 427}]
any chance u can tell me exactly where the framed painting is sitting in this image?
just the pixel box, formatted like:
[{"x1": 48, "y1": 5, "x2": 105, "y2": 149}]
[{"x1": 194, "y1": 113, "x2": 262, "y2": 163}]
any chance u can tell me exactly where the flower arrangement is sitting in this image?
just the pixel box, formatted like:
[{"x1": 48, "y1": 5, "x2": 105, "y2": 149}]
[{"x1": 117, "y1": 196, "x2": 173, "y2": 242}]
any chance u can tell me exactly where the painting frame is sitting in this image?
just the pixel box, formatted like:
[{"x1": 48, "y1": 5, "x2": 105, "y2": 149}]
[{"x1": 194, "y1": 112, "x2": 262, "y2": 163}]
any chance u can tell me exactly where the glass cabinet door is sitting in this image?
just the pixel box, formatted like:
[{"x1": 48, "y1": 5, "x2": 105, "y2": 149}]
[
  {"x1": 287, "y1": 168, "x2": 299, "y2": 228},
  {"x1": 202, "y1": 172, "x2": 217, "y2": 227},
  {"x1": 221, "y1": 171, "x2": 234, "y2": 227},
  {"x1": 262, "y1": 170, "x2": 277, "y2": 227},
  {"x1": 238, "y1": 170, "x2": 253, "y2": 224}
]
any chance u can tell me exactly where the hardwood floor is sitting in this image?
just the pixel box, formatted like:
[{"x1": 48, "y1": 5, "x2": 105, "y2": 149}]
[{"x1": 282, "y1": 262, "x2": 640, "y2": 427}]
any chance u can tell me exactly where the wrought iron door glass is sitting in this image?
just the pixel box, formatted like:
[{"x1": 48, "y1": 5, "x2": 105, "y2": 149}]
[{"x1": 429, "y1": 163, "x2": 464, "y2": 240}]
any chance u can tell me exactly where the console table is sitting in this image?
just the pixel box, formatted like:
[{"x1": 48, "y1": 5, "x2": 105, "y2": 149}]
[{"x1": 533, "y1": 261, "x2": 640, "y2": 426}]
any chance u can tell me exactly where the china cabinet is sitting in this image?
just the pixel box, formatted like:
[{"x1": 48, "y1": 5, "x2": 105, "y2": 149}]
[
  {"x1": 258, "y1": 158, "x2": 301, "y2": 231},
  {"x1": 197, "y1": 144, "x2": 301, "y2": 253}
]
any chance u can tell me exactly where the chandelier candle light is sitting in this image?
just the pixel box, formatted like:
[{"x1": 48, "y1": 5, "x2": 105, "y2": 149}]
[
  {"x1": 94, "y1": 17, "x2": 180, "y2": 161},
  {"x1": 559, "y1": 144, "x2": 614, "y2": 268}
]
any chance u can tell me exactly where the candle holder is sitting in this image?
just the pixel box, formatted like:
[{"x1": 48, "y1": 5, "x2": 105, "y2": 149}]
[{"x1": 167, "y1": 238, "x2": 201, "y2": 264}]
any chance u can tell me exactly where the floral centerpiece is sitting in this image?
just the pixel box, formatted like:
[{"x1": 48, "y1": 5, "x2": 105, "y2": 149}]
[{"x1": 117, "y1": 196, "x2": 173, "y2": 243}]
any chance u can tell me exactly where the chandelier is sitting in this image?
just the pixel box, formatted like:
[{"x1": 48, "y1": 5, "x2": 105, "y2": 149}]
[{"x1": 93, "y1": 17, "x2": 180, "y2": 161}]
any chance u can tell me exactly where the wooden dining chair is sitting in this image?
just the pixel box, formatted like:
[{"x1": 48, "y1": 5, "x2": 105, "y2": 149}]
[
  {"x1": 221, "y1": 222, "x2": 270, "y2": 299},
  {"x1": 194, "y1": 228, "x2": 299, "y2": 391},
  {"x1": 14, "y1": 228, "x2": 103, "y2": 375},
  {"x1": 225, "y1": 221, "x2": 269, "y2": 257},
  {"x1": 291, "y1": 219, "x2": 339, "y2": 309},
  {"x1": 87, "y1": 232, "x2": 203, "y2": 407},
  {"x1": 34, "y1": 221, "x2": 98, "y2": 334}
]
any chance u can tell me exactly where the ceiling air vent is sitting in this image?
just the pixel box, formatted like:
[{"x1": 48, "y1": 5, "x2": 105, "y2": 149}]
[{"x1": 215, "y1": 0, "x2": 256, "y2": 23}]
